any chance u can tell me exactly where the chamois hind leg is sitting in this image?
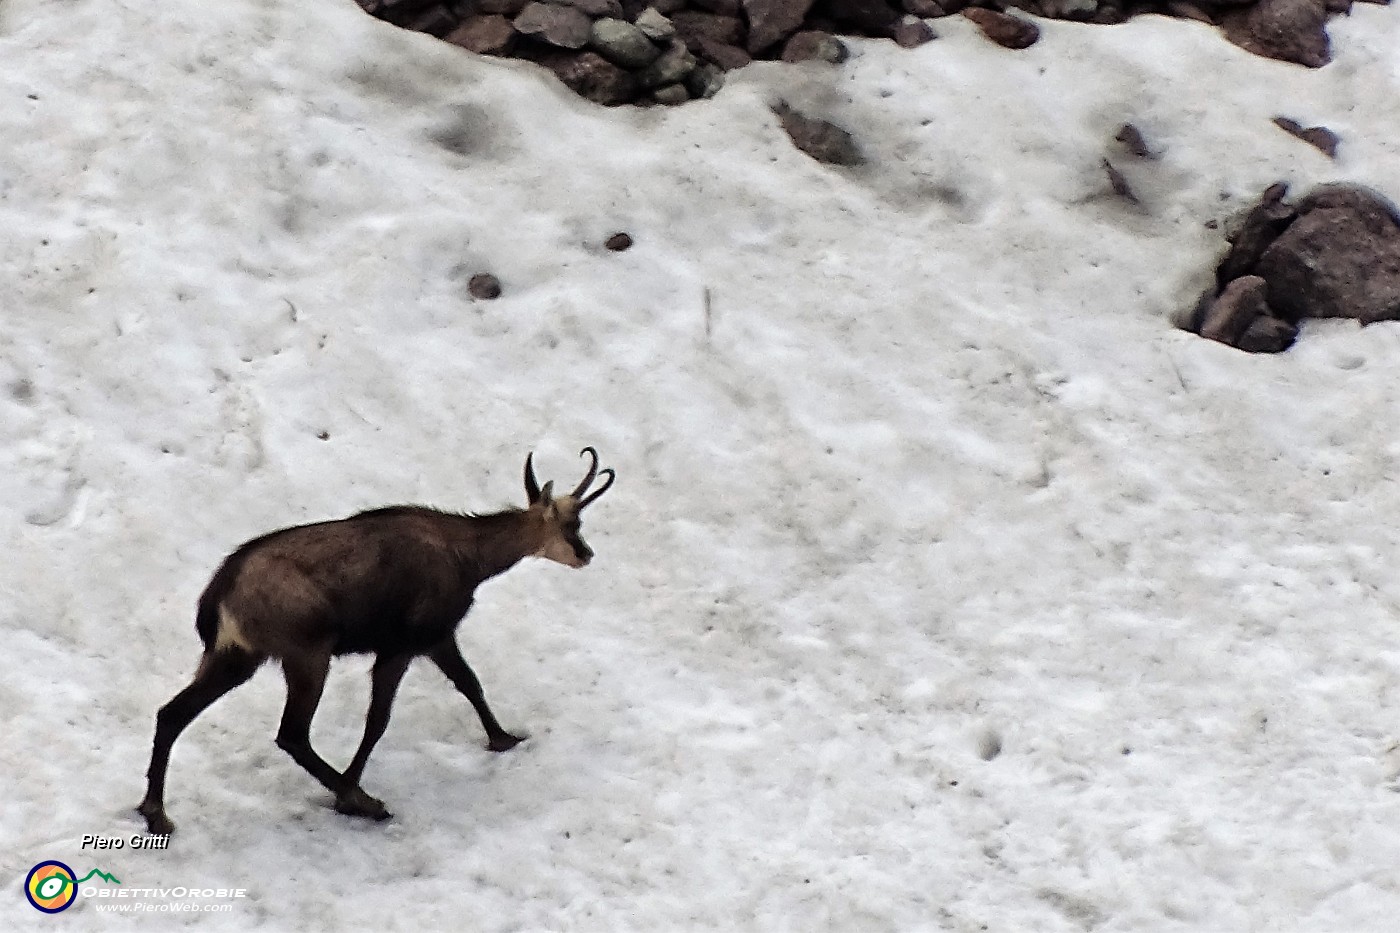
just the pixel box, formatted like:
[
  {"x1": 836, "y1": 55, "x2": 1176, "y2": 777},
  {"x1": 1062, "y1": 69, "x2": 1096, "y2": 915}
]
[
  {"x1": 137, "y1": 648, "x2": 264, "y2": 836},
  {"x1": 274, "y1": 651, "x2": 387, "y2": 820},
  {"x1": 336, "y1": 652, "x2": 413, "y2": 816},
  {"x1": 428, "y1": 638, "x2": 524, "y2": 752}
]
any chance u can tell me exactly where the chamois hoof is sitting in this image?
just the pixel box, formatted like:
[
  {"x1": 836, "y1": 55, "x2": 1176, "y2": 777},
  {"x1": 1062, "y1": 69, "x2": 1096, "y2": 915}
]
[
  {"x1": 335, "y1": 789, "x2": 391, "y2": 821},
  {"x1": 488, "y1": 732, "x2": 525, "y2": 752},
  {"x1": 137, "y1": 803, "x2": 175, "y2": 837}
]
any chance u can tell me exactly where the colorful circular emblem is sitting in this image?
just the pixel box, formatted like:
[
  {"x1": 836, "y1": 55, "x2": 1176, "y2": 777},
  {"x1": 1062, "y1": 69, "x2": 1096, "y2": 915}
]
[{"x1": 25, "y1": 861, "x2": 78, "y2": 913}]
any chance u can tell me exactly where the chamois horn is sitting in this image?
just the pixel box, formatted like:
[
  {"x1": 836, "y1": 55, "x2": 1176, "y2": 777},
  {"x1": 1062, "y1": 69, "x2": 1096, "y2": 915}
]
[
  {"x1": 524, "y1": 452, "x2": 542, "y2": 503},
  {"x1": 572, "y1": 447, "x2": 602, "y2": 498},
  {"x1": 575, "y1": 447, "x2": 615, "y2": 509}
]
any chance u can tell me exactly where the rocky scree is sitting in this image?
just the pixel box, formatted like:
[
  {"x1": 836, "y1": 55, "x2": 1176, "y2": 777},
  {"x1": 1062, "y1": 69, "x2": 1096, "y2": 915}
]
[{"x1": 356, "y1": 0, "x2": 1389, "y2": 107}]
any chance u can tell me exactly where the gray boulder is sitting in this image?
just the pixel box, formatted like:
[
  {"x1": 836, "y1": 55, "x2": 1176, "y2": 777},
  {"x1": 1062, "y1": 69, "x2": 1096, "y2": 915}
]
[
  {"x1": 590, "y1": 18, "x2": 663, "y2": 68},
  {"x1": 774, "y1": 103, "x2": 863, "y2": 166},
  {"x1": 514, "y1": 2, "x2": 592, "y2": 48},
  {"x1": 1223, "y1": 0, "x2": 1330, "y2": 68},
  {"x1": 743, "y1": 0, "x2": 817, "y2": 54},
  {"x1": 445, "y1": 15, "x2": 518, "y2": 55},
  {"x1": 1200, "y1": 275, "x2": 1270, "y2": 346},
  {"x1": 554, "y1": 0, "x2": 625, "y2": 16},
  {"x1": 1256, "y1": 184, "x2": 1400, "y2": 324},
  {"x1": 634, "y1": 7, "x2": 677, "y2": 40},
  {"x1": 639, "y1": 40, "x2": 698, "y2": 88}
]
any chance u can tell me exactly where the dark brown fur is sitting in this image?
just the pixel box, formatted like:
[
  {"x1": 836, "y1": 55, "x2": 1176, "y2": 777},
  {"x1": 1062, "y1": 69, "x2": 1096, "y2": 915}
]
[{"x1": 137, "y1": 450, "x2": 614, "y2": 835}]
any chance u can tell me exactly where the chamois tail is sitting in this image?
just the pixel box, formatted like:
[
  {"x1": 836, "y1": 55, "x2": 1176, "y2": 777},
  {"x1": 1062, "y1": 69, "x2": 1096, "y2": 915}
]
[
  {"x1": 194, "y1": 544, "x2": 257, "y2": 650},
  {"x1": 195, "y1": 595, "x2": 220, "y2": 650}
]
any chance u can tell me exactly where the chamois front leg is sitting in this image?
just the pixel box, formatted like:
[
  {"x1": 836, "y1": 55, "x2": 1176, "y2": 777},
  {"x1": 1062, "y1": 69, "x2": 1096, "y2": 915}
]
[{"x1": 428, "y1": 638, "x2": 524, "y2": 752}]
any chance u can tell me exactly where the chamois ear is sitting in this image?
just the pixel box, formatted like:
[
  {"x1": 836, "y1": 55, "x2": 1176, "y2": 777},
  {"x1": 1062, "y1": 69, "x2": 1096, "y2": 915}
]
[{"x1": 537, "y1": 480, "x2": 555, "y2": 511}]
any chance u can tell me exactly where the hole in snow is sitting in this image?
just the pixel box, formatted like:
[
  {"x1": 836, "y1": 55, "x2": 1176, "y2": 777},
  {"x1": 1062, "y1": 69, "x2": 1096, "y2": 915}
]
[{"x1": 978, "y1": 730, "x2": 1002, "y2": 761}]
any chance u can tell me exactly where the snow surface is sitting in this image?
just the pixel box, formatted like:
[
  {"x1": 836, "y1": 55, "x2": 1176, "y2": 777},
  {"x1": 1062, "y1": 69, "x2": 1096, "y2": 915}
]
[{"x1": 5, "y1": 0, "x2": 1400, "y2": 928}]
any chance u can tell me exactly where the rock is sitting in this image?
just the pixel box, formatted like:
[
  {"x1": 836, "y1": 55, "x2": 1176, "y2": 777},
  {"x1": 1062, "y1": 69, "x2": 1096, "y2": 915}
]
[
  {"x1": 902, "y1": 0, "x2": 946, "y2": 16},
  {"x1": 961, "y1": 8, "x2": 1040, "y2": 48},
  {"x1": 780, "y1": 29, "x2": 849, "y2": 62},
  {"x1": 445, "y1": 15, "x2": 519, "y2": 55},
  {"x1": 696, "y1": 37, "x2": 753, "y2": 70},
  {"x1": 401, "y1": 4, "x2": 459, "y2": 36},
  {"x1": 1090, "y1": 3, "x2": 1125, "y2": 23},
  {"x1": 1235, "y1": 314, "x2": 1298, "y2": 353},
  {"x1": 819, "y1": 0, "x2": 903, "y2": 36},
  {"x1": 1191, "y1": 273, "x2": 1296, "y2": 353},
  {"x1": 1216, "y1": 182, "x2": 1297, "y2": 286},
  {"x1": 775, "y1": 103, "x2": 863, "y2": 165},
  {"x1": 1103, "y1": 160, "x2": 1138, "y2": 203},
  {"x1": 513, "y1": 2, "x2": 592, "y2": 48},
  {"x1": 1296, "y1": 184, "x2": 1400, "y2": 227},
  {"x1": 1040, "y1": 0, "x2": 1099, "y2": 17},
  {"x1": 473, "y1": 0, "x2": 530, "y2": 14},
  {"x1": 590, "y1": 18, "x2": 663, "y2": 67},
  {"x1": 743, "y1": 0, "x2": 817, "y2": 53},
  {"x1": 1114, "y1": 123, "x2": 1152, "y2": 158},
  {"x1": 639, "y1": 40, "x2": 698, "y2": 87},
  {"x1": 671, "y1": 11, "x2": 746, "y2": 49},
  {"x1": 605, "y1": 232, "x2": 634, "y2": 251},
  {"x1": 1260, "y1": 180, "x2": 1290, "y2": 204},
  {"x1": 1179, "y1": 287, "x2": 1217, "y2": 334},
  {"x1": 634, "y1": 7, "x2": 677, "y2": 39},
  {"x1": 691, "y1": 0, "x2": 743, "y2": 12},
  {"x1": 652, "y1": 83, "x2": 692, "y2": 104},
  {"x1": 1271, "y1": 117, "x2": 1339, "y2": 159},
  {"x1": 469, "y1": 273, "x2": 502, "y2": 299},
  {"x1": 377, "y1": 0, "x2": 449, "y2": 24},
  {"x1": 1255, "y1": 184, "x2": 1400, "y2": 323},
  {"x1": 1200, "y1": 275, "x2": 1270, "y2": 345},
  {"x1": 544, "y1": 50, "x2": 640, "y2": 104},
  {"x1": 894, "y1": 18, "x2": 937, "y2": 47},
  {"x1": 1165, "y1": 1, "x2": 1215, "y2": 23},
  {"x1": 1223, "y1": 0, "x2": 1330, "y2": 68},
  {"x1": 1041, "y1": 0, "x2": 1092, "y2": 16},
  {"x1": 684, "y1": 61, "x2": 726, "y2": 97},
  {"x1": 554, "y1": 0, "x2": 625, "y2": 16}
]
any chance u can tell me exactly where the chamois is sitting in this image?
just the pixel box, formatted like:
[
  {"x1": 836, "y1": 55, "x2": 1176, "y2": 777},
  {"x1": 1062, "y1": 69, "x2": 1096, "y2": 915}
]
[{"x1": 136, "y1": 448, "x2": 615, "y2": 835}]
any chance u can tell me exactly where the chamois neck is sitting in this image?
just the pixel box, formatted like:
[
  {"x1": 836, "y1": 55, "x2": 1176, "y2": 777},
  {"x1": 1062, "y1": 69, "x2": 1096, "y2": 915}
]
[{"x1": 453, "y1": 508, "x2": 545, "y2": 580}]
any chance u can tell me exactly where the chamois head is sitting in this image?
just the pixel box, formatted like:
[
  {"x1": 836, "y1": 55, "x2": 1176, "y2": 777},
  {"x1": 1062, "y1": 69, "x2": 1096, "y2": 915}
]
[{"x1": 524, "y1": 447, "x2": 615, "y2": 568}]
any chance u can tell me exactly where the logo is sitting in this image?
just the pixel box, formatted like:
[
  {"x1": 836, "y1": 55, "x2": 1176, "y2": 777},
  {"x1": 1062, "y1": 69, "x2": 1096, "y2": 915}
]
[{"x1": 24, "y1": 861, "x2": 121, "y2": 913}]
